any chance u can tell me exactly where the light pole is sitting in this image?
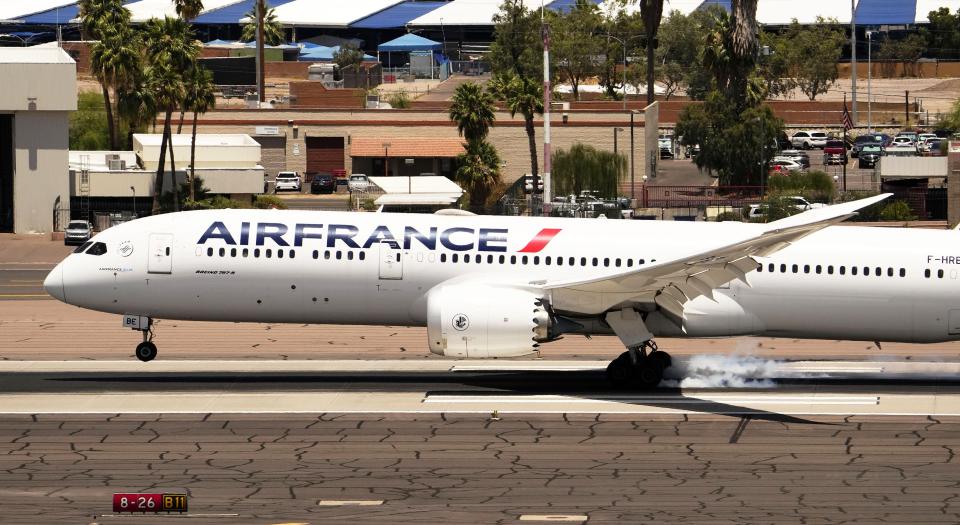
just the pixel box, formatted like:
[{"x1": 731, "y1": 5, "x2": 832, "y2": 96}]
[
  {"x1": 850, "y1": 0, "x2": 857, "y2": 125},
  {"x1": 130, "y1": 186, "x2": 136, "y2": 217},
  {"x1": 382, "y1": 142, "x2": 391, "y2": 178},
  {"x1": 629, "y1": 111, "x2": 637, "y2": 200},
  {"x1": 613, "y1": 127, "x2": 624, "y2": 156},
  {"x1": 867, "y1": 30, "x2": 873, "y2": 132}
]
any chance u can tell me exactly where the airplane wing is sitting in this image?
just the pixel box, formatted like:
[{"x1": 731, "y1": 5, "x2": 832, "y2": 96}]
[{"x1": 543, "y1": 194, "x2": 891, "y2": 324}]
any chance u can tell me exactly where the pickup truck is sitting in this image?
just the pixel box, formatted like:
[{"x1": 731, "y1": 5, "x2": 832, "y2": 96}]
[{"x1": 823, "y1": 140, "x2": 848, "y2": 165}]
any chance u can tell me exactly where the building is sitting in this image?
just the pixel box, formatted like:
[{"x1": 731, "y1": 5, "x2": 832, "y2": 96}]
[
  {"x1": 68, "y1": 134, "x2": 265, "y2": 226},
  {"x1": 0, "y1": 46, "x2": 76, "y2": 234}
]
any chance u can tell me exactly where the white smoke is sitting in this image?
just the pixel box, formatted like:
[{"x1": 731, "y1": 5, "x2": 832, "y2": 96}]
[{"x1": 661, "y1": 354, "x2": 783, "y2": 388}]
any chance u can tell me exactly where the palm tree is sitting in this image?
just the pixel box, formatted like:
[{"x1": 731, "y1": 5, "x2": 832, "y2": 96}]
[
  {"x1": 183, "y1": 65, "x2": 216, "y2": 201},
  {"x1": 78, "y1": 0, "x2": 128, "y2": 40},
  {"x1": 117, "y1": 68, "x2": 157, "y2": 150},
  {"x1": 90, "y1": 25, "x2": 140, "y2": 150},
  {"x1": 146, "y1": 61, "x2": 186, "y2": 214},
  {"x1": 455, "y1": 140, "x2": 501, "y2": 210},
  {"x1": 448, "y1": 82, "x2": 496, "y2": 143},
  {"x1": 174, "y1": 0, "x2": 204, "y2": 21},
  {"x1": 638, "y1": 0, "x2": 664, "y2": 105},
  {"x1": 488, "y1": 74, "x2": 543, "y2": 177},
  {"x1": 240, "y1": 2, "x2": 283, "y2": 45}
]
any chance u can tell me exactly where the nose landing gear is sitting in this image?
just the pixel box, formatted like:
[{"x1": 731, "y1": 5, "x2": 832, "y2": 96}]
[{"x1": 124, "y1": 315, "x2": 157, "y2": 362}]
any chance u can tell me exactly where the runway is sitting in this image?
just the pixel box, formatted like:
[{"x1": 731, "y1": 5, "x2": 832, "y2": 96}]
[
  {"x1": 1, "y1": 360, "x2": 960, "y2": 524},
  {"x1": 0, "y1": 269, "x2": 49, "y2": 300}
]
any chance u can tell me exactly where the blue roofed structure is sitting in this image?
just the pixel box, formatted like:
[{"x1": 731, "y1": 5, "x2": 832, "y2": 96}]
[
  {"x1": 377, "y1": 33, "x2": 442, "y2": 52},
  {"x1": 21, "y1": 5, "x2": 80, "y2": 25},
  {"x1": 351, "y1": 1, "x2": 447, "y2": 29},
  {"x1": 855, "y1": 0, "x2": 918, "y2": 25},
  {"x1": 193, "y1": 0, "x2": 297, "y2": 24},
  {"x1": 698, "y1": 0, "x2": 731, "y2": 13},
  {"x1": 546, "y1": 0, "x2": 602, "y2": 13}
]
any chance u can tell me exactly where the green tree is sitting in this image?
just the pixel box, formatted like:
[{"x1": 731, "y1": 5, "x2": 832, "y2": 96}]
[
  {"x1": 183, "y1": 65, "x2": 216, "y2": 201},
  {"x1": 548, "y1": 0, "x2": 601, "y2": 101},
  {"x1": 90, "y1": 23, "x2": 140, "y2": 150},
  {"x1": 489, "y1": 0, "x2": 542, "y2": 79},
  {"x1": 240, "y1": 2, "x2": 283, "y2": 45},
  {"x1": 70, "y1": 91, "x2": 112, "y2": 150},
  {"x1": 455, "y1": 140, "x2": 502, "y2": 210},
  {"x1": 551, "y1": 143, "x2": 625, "y2": 198},
  {"x1": 117, "y1": 66, "x2": 156, "y2": 149},
  {"x1": 756, "y1": 28, "x2": 794, "y2": 98},
  {"x1": 638, "y1": 0, "x2": 665, "y2": 105},
  {"x1": 78, "y1": 0, "x2": 130, "y2": 40},
  {"x1": 489, "y1": 74, "x2": 544, "y2": 177},
  {"x1": 333, "y1": 43, "x2": 364, "y2": 71},
  {"x1": 926, "y1": 7, "x2": 960, "y2": 60},
  {"x1": 675, "y1": 93, "x2": 783, "y2": 185},
  {"x1": 174, "y1": 0, "x2": 204, "y2": 21},
  {"x1": 877, "y1": 33, "x2": 927, "y2": 77},
  {"x1": 449, "y1": 82, "x2": 497, "y2": 143},
  {"x1": 782, "y1": 18, "x2": 845, "y2": 100},
  {"x1": 879, "y1": 200, "x2": 918, "y2": 221}
]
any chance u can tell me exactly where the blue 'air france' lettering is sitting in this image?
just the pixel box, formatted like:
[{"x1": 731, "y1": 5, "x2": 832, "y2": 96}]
[{"x1": 198, "y1": 222, "x2": 520, "y2": 252}]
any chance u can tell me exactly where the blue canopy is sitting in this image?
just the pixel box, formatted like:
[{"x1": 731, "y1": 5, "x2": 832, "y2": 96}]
[
  {"x1": 205, "y1": 39, "x2": 238, "y2": 46},
  {"x1": 545, "y1": 0, "x2": 602, "y2": 14},
  {"x1": 856, "y1": 0, "x2": 917, "y2": 25},
  {"x1": 377, "y1": 33, "x2": 442, "y2": 52}
]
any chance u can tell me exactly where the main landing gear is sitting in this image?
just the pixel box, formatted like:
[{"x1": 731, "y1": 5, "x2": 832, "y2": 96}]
[
  {"x1": 603, "y1": 308, "x2": 672, "y2": 389},
  {"x1": 606, "y1": 341, "x2": 672, "y2": 389}
]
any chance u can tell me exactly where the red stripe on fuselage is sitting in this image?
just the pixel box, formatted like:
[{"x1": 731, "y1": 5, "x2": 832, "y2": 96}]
[{"x1": 517, "y1": 228, "x2": 562, "y2": 253}]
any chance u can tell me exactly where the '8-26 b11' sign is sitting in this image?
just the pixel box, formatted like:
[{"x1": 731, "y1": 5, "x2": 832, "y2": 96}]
[{"x1": 113, "y1": 493, "x2": 187, "y2": 513}]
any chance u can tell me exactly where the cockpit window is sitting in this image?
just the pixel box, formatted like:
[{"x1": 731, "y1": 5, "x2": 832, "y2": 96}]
[
  {"x1": 86, "y1": 242, "x2": 107, "y2": 256},
  {"x1": 73, "y1": 241, "x2": 93, "y2": 254}
]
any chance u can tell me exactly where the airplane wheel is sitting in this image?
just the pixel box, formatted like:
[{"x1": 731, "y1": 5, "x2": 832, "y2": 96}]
[
  {"x1": 606, "y1": 353, "x2": 634, "y2": 388},
  {"x1": 651, "y1": 350, "x2": 672, "y2": 371},
  {"x1": 636, "y1": 360, "x2": 664, "y2": 389},
  {"x1": 135, "y1": 341, "x2": 157, "y2": 362}
]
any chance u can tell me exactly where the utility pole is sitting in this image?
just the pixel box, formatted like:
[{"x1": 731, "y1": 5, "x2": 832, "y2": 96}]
[
  {"x1": 905, "y1": 90, "x2": 910, "y2": 127},
  {"x1": 850, "y1": 0, "x2": 857, "y2": 125},
  {"x1": 542, "y1": 16, "x2": 552, "y2": 208},
  {"x1": 256, "y1": 0, "x2": 265, "y2": 104},
  {"x1": 867, "y1": 30, "x2": 873, "y2": 132}
]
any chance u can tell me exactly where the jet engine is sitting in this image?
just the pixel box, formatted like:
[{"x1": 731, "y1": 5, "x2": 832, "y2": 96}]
[{"x1": 426, "y1": 283, "x2": 552, "y2": 358}]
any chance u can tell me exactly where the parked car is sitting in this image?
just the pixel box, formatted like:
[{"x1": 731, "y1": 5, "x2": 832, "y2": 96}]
[
  {"x1": 917, "y1": 133, "x2": 939, "y2": 153},
  {"x1": 64, "y1": 220, "x2": 93, "y2": 246},
  {"x1": 891, "y1": 136, "x2": 915, "y2": 150},
  {"x1": 658, "y1": 138, "x2": 674, "y2": 159},
  {"x1": 790, "y1": 131, "x2": 829, "y2": 149},
  {"x1": 858, "y1": 144, "x2": 884, "y2": 168},
  {"x1": 524, "y1": 174, "x2": 545, "y2": 194},
  {"x1": 769, "y1": 158, "x2": 804, "y2": 174},
  {"x1": 776, "y1": 149, "x2": 811, "y2": 168},
  {"x1": 347, "y1": 174, "x2": 370, "y2": 193},
  {"x1": 310, "y1": 173, "x2": 336, "y2": 194},
  {"x1": 747, "y1": 196, "x2": 825, "y2": 220},
  {"x1": 274, "y1": 171, "x2": 302, "y2": 192},
  {"x1": 925, "y1": 138, "x2": 945, "y2": 155},
  {"x1": 823, "y1": 140, "x2": 848, "y2": 165},
  {"x1": 852, "y1": 134, "x2": 886, "y2": 157}
]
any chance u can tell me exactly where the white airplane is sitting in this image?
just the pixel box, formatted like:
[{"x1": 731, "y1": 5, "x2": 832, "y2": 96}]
[{"x1": 43, "y1": 193, "x2": 957, "y2": 388}]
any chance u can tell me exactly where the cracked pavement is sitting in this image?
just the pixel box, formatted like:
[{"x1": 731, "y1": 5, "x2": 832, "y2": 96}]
[{"x1": 1, "y1": 414, "x2": 959, "y2": 524}]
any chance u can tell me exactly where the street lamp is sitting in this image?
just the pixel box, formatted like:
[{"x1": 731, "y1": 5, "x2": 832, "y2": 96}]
[
  {"x1": 613, "y1": 127, "x2": 624, "y2": 156},
  {"x1": 867, "y1": 30, "x2": 873, "y2": 132},
  {"x1": 130, "y1": 186, "x2": 136, "y2": 217}
]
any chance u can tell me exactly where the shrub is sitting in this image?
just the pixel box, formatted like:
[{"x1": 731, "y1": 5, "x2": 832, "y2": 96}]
[
  {"x1": 715, "y1": 211, "x2": 743, "y2": 222},
  {"x1": 766, "y1": 170, "x2": 835, "y2": 201},
  {"x1": 879, "y1": 200, "x2": 917, "y2": 221},
  {"x1": 253, "y1": 195, "x2": 288, "y2": 210},
  {"x1": 387, "y1": 89, "x2": 411, "y2": 109}
]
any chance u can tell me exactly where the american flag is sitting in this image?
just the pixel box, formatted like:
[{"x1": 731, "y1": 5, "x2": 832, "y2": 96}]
[{"x1": 842, "y1": 103, "x2": 853, "y2": 131}]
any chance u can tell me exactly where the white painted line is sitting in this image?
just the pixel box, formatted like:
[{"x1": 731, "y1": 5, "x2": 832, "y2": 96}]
[
  {"x1": 451, "y1": 365, "x2": 606, "y2": 372},
  {"x1": 318, "y1": 500, "x2": 384, "y2": 506},
  {"x1": 424, "y1": 394, "x2": 881, "y2": 406},
  {"x1": 519, "y1": 515, "x2": 588, "y2": 522}
]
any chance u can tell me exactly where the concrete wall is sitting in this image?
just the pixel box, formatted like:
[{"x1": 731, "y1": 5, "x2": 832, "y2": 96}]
[
  {"x1": 14, "y1": 111, "x2": 70, "y2": 233},
  {"x1": 0, "y1": 64, "x2": 77, "y2": 112},
  {"x1": 134, "y1": 135, "x2": 261, "y2": 171},
  {"x1": 73, "y1": 167, "x2": 263, "y2": 197},
  {"x1": 192, "y1": 109, "x2": 649, "y2": 187},
  {"x1": 879, "y1": 156, "x2": 948, "y2": 178}
]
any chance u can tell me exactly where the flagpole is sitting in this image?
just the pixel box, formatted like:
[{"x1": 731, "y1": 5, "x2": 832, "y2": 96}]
[{"x1": 843, "y1": 94, "x2": 848, "y2": 193}]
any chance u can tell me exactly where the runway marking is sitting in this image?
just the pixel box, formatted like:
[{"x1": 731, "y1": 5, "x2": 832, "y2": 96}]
[
  {"x1": 451, "y1": 364, "x2": 606, "y2": 372},
  {"x1": 318, "y1": 500, "x2": 384, "y2": 506},
  {"x1": 10, "y1": 280, "x2": 42, "y2": 283},
  {"x1": 0, "y1": 284, "x2": 45, "y2": 287},
  {"x1": 0, "y1": 294, "x2": 49, "y2": 298},
  {"x1": 520, "y1": 514, "x2": 587, "y2": 521},
  {"x1": 423, "y1": 394, "x2": 881, "y2": 405}
]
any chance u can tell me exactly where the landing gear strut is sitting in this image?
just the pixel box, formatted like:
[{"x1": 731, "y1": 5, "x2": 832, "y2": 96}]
[
  {"x1": 606, "y1": 341, "x2": 672, "y2": 389},
  {"x1": 603, "y1": 308, "x2": 672, "y2": 389}
]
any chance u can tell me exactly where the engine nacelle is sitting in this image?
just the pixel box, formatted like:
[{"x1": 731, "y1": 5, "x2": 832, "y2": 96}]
[{"x1": 427, "y1": 283, "x2": 551, "y2": 358}]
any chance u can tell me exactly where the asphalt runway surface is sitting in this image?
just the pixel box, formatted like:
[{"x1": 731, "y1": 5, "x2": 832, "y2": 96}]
[
  {"x1": 0, "y1": 269, "x2": 50, "y2": 300},
  {"x1": 2, "y1": 360, "x2": 960, "y2": 524}
]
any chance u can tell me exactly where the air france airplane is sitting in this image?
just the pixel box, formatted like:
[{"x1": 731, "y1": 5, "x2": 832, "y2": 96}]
[{"x1": 42, "y1": 194, "x2": 959, "y2": 387}]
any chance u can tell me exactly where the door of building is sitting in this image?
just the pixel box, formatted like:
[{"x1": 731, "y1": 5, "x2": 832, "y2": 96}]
[{"x1": 305, "y1": 136, "x2": 345, "y2": 173}]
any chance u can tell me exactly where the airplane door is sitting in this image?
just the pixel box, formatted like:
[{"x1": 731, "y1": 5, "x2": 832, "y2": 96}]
[
  {"x1": 378, "y1": 242, "x2": 403, "y2": 280},
  {"x1": 949, "y1": 310, "x2": 960, "y2": 335},
  {"x1": 147, "y1": 233, "x2": 174, "y2": 274}
]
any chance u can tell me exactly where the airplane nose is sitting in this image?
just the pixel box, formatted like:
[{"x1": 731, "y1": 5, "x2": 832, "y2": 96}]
[{"x1": 44, "y1": 263, "x2": 66, "y2": 303}]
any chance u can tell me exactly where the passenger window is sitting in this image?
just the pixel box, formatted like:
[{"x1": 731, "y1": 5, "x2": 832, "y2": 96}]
[
  {"x1": 313, "y1": 250, "x2": 319, "y2": 259},
  {"x1": 839, "y1": 266, "x2": 845, "y2": 275},
  {"x1": 791, "y1": 264, "x2": 798, "y2": 273},
  {"x1": 336, "y1": 251, "x2": 342, "y2": 260},
  {"x1": 580, "y1": 257, "x2": 587, "y2": 266},
  {"x1": 277, "y1": 249, "x2": 284, "y2": 259},
  {"x1": 863, "y1": 266, "x2": 869, "y2": 276},
  {"x1": 487, "y1": 255, "x2": 494, "y2": 264},
  {"x1": 74, "y1": 241, "x2": 92, "y2": 254},
  {"x1": 592, "y1": 257, "x2": 598, "y2": 267},
  {"x1": 828, "y1": 265, "x2": 834, "y2": 275},
  {"x1": 803, "y1": 264, "x2": 810, "y2": 274},
  {"x1": 86, "y1": 242, "x2": 107, "y2": 256},
  {"x1": 615, "y1": 258, "x2": 622, "y2": 267},
  {"x1": 347, "y1": 251, "x2": 354, "y2": 261},
  {"x1": 780, "y1": 264, "x2": 786, "y2": 273},
  {"x1": 626, "y1": 259, "x2": 632, "y2": 268},
  {"x1": 290, "y1": 250, "x2": 295, "y2": 259},
  {"x1": 499, "y1": 255, "x2": 505, "y2": 264},
  {"x1": 938, "y1": 269, "x2": 944, "y2": 278},
  {"x1": 165, "y1": 247, "x2": 171, "y2": 256},
  {"x1": 219, "y1": 247, "x2": 225, "y2": 257},
  {"x1": 887, "y1": 268, "x2": 893, "y2": 277},
  {"x1": 603, "y1": 258, "x2": 610, "y2": 267},
  {"x1": 254, "y1": 248, "x2": 261, "y2": 258},
  {"x1": 231, "y1": 248, "x2": 237, "y2": 257},
  {"x1": 638, "y1": 259, "x2": 645, "y2": 265},
  {"x1": 815, "y1": 265, "x2": 821, "y2": 274},
  {"x1": 463, "y1": 254, "x2": 470, "y2": 263},
  {"x1": 852, "y1": 266, "x2": 857, "y2": 276},
  {"x1": 511, "y1": 255, "x2": 517, "y2": 264},
  {"x1": 522, "y1": 256, "x2": 528, "y2": 264},
  {"x1": 875, "y1": 267, "x2": 881, "y2": 277},
  {"x1": 324, "y1": 251, "x2": 331, "y2": 260},
  {"x1": 441, "y1": 253, "x2": 447, "y2": 263},
  {"x1": 569, "y1": 257, "x2": 575, "y2": 266},
  {"x1": 242, "y1": 248, "x2": 249, "y2": 258},
  {"x1": 557, "y1": 257, "x2": 563, "y2": 266},
  {"x1": 359, "y1": 252, "x2": 366, "y2": 261},
  {"x1": 453, "y1": 254, "x2": 459, "y2": 263},
  {"x1": 768, "y1": 263, "x2": 774, "y2": 272},
  {"x1": 925, "y1": 269, "x2": 931, "y2": 278},
  {"x1": 534, "y1": 256, "x2": 540, "y2": 265},
  {"x1": 266, "y1": 249, "x2": 272, "y2": 258},
  {"x1": 545, "y1": 256, "x2": 552, "y2": 265},
  {"x1": 207, "y1": 247, "x2": 213, "y2": 257},
  {"x1": 899, "y1": 268, "x2": 905, "y2": 277}
]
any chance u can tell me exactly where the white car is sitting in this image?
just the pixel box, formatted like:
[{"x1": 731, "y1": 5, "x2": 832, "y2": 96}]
[
  {"x1": 790, "y1": 131, "x2": 828, "y2": 149},
  {"x1": 769, "y1": 158, "x2": 803, "y2": 173},
  {"x1": 274, "y1": 172, "x2": 302, "y2": 192},
  {"x1": 891, "y1": 136, "x2": 915, "y2": 149},
  {"x1": 747, "y1": 196, "x2": 825, "y2": 220},
  {"x1": 917, "y1": 133, "x2": 938, "y2": 152},
  {"x1": 64, "y1": 220, "x2": 93, "y2": 246},
  {"x1": 348, "y1": 174, "x2": 370, "y2": 193}
]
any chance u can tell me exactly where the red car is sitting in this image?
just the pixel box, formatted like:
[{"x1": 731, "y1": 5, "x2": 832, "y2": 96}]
[{"x1": 823, "y1": 140, "x2": 848, "y2": 165}]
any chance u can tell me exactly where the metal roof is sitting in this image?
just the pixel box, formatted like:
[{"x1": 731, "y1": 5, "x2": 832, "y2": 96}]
[
  {"x1": 266, "y1": 0, "x2": 405, "y2": 27},
  {"x1": 0, "y1": 1, "x2": 76, "y2": 22},
  {"x1": 408, "y1": 0, "x2": 502, "y2": 26},
  {"x1": 193, "y1": 0, "x2": 297, "y2": 24},
  {"x1": 124, "y1": 0, "x2": 242, "y2": 23},
  {"x1": 351, "y1": 1, "x2": 447, "y2": 29}
]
